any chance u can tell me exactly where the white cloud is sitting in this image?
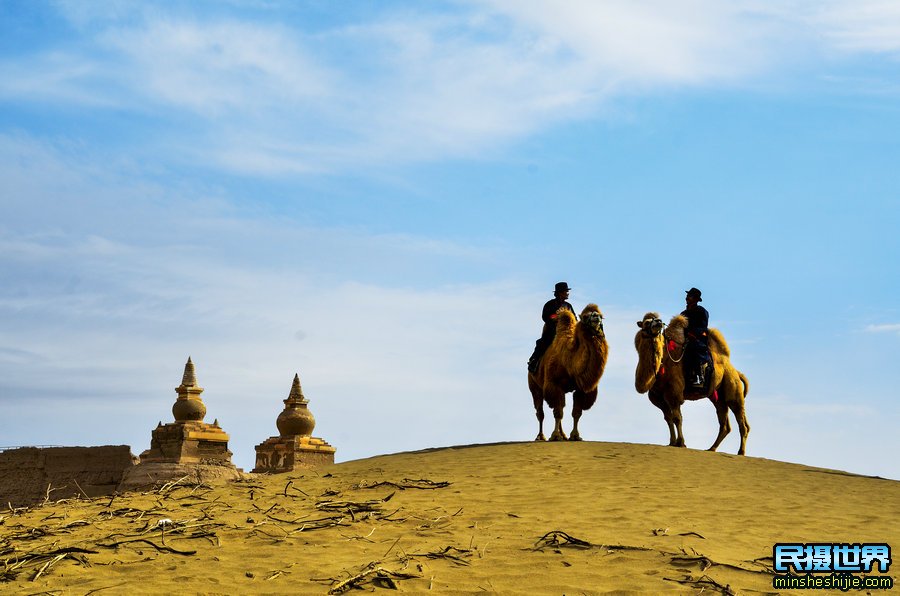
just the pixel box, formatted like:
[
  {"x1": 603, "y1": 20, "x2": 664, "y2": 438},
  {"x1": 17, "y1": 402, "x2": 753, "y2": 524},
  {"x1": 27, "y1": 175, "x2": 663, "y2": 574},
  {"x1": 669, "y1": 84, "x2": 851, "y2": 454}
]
[
  {"x1": 808, "y1": 0, "x2": 900, "y2": 54},
  {"x1": 99, "y1": 19, "x2": 335, "y2": 115},
  {"x1": 5, "y1": 2, "x2": 900, "y2": 174},
  {"x1": 481, "y1": 0, "x2": 774, "y2": 85},
  {"x1": 0, "y1": 52, "x2": 119, "y2": 107},
  {"x1": 865, "y1": 323, "x2": 900, "y2": 335}
]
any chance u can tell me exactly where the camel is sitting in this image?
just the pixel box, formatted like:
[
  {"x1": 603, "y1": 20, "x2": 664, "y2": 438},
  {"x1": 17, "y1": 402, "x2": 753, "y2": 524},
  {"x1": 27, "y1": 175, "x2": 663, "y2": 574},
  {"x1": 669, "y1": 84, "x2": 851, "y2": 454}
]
[
  {"x1": 634, "y1": 312, "x2": 750, "y2": 454},
  {"x1": 528, "y1": 304, "x2": 609, "y2": 441}
]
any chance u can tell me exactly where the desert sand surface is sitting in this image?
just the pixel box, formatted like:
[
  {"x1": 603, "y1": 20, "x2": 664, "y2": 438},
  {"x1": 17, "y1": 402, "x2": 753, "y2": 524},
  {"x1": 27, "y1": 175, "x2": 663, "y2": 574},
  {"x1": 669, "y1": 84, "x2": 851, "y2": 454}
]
[{"x1": 2, "y1": 441, "x2": 897, "y2": 595}]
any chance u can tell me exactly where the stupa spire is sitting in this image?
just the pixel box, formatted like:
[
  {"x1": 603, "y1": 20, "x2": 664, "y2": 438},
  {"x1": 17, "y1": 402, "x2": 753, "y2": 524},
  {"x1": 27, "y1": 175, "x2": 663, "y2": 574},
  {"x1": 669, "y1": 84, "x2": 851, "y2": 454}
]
[
  {"x1": 276, "y1": 372, "x2": 315, "y2": 437},
  {"x1": 173, "y1": 356, "x2": 205, "y2": 422},
  {"x1": 181, "y1": 357, "x2": 197, "y2": 387},
  {"x1": 286, "y1": 373, "x2": 308, "y2": 405}
]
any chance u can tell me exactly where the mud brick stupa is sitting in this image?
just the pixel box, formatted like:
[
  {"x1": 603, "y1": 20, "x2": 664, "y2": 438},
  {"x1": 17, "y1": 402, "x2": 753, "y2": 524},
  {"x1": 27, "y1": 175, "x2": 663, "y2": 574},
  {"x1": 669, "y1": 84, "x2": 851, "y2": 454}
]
[
  {"x1": 119, "y1": 358, "x2": 242, "y2": 490},
  {"x1": 253, "y1": 373, "x2": 335, "y2": 473}
]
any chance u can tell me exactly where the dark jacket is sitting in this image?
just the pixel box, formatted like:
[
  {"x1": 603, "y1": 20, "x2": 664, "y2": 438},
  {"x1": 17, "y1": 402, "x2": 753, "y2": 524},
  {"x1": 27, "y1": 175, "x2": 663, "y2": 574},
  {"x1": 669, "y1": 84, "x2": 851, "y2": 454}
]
[
  {"x1": 529, "y1": 298, "x2": 577, "y2": 367},
  {"x1": 681, "y1": 305, "x2": 709, "y2": 346},
  {"x1": 542, "y1": 298, "x2": 576, "y2": 326}
]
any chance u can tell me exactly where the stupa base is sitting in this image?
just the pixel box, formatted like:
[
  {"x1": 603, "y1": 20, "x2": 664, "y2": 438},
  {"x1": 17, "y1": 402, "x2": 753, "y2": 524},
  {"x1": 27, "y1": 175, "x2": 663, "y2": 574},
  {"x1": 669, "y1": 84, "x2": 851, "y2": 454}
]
[
  {"x1": 138, "y1": 420, "x2": 233, "y2": 465},
  {"x1": 118, "y1": 461, "x2": 243, "y2": 492},
  {"x1": 253, "y1": 435, "x2": 335, "y2": 473}
]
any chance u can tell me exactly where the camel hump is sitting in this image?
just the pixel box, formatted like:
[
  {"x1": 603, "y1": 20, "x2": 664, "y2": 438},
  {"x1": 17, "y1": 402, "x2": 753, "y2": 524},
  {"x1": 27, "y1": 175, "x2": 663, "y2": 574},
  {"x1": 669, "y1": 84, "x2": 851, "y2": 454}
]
[
  {"x1": 708, "y1": 328, "x2": 731, "y2": 358},
  {"x1": 668, "y1": 314, "x2": 688, "y2": 329},
  {"x1": 666, "y1": 314, "x2": 688, "y2": 344},
  {"x1": 555, "y1": 307, "x2": 577, "y2": 337}
]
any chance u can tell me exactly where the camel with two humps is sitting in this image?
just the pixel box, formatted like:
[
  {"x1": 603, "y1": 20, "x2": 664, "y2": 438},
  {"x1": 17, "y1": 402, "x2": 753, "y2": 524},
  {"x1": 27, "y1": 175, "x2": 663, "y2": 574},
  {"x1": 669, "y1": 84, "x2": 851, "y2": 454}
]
[
  {"x1": 528, "y1": 304, "x2": 609, "y2": 442},
  {"x1": 634, "y1": 312, "x2": 750, "y2": 454}
]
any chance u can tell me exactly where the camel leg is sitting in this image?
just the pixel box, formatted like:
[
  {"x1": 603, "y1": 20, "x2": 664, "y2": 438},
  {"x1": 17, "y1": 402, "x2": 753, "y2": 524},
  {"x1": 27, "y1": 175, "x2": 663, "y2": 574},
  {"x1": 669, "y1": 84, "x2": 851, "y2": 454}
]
[
  {"x1": 547, "y1": 389, "x2": 568, "y2": 441},
  {"x1": 569, "y1": 389, "x2": 593, "y2": 441},
  {"x1": 535, "y1": 409, "x2": 546, "y2": 441},
  {"x1": 549, "y1": 407, "x2": 567, "y2": 441},
  {"x1": 733, "y1": 403, "x2": 750, "y2": 455},
  {"x1": 707, "y1": 400, "x2": 731, "y2": 452},
  {"x1": 533, "y1": 396, "x2": 546, "y2": 441},
  {"x1": 569, "y1": 407, "x2": 582, "y2": 441},
  {"x1": 664, "y1": 411, "x2": 677, "y2": 447},
  {"x1": 649, "y1": 389, "x2": 677, "y2": 446},
  {"x1": 671, "y1": 403, "x2": 686, "y2": 448},
  {"x1": 529, "y1": 379, "x2": 547, "y2": 441},
  {"x1": 734, "y1": 372, "x2": 750, "y2": 455}
]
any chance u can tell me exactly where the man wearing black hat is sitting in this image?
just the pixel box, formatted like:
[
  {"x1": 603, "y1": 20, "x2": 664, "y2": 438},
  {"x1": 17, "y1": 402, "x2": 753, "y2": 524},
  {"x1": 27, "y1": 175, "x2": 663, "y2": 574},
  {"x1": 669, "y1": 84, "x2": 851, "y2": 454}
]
[
  {"x1": 682, "y1": 287, "x2": 711, "y2": 391},
  {"x1": 527, "y1": 282, "x2": 576, "y2": 373}
]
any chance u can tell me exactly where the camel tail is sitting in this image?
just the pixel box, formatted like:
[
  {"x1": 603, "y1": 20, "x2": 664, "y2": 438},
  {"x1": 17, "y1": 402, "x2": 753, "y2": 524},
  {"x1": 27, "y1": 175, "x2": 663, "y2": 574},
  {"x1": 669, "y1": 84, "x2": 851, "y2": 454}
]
[{"x1": 739, "y1": 371, "x2": 750, "y2": 398}]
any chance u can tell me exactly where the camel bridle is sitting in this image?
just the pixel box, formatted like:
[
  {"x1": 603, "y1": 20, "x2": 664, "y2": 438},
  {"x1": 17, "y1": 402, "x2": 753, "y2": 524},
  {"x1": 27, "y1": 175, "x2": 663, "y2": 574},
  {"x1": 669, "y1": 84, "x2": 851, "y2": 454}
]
[
  {"x1": 639, "y1": 318, "x2": 684, "y2": 363},
  {"x1": 640, "y1": 317, "x2": 664, "y2": 339},
  {"x1": 583, "y1": 311, "x2": 604, "y2": 337},
  {"x1": 663, "y1": 326, "x2": 686, "y2": 363}
]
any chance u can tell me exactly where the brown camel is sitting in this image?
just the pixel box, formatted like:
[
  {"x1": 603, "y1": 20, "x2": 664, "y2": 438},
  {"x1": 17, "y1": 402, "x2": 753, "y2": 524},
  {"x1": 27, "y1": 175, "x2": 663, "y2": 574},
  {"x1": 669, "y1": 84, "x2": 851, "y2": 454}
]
[
  {"x1": 634, "y1": 312, "x2": 750, "y2": 454},
  {"x1": 528, "y1": 304, "x2": 609, "y2": 441}
]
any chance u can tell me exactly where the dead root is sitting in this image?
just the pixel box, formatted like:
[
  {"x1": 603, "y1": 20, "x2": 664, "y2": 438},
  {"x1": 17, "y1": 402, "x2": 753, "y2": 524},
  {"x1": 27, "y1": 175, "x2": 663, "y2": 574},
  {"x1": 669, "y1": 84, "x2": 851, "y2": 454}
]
[
  {"x1": 352, "y1": 478, "x2": 451, "y2": 491},
  {"x1": 664, "y1": 573, "x2": 736, "y2": 595},
  {"x1": 323, "y1": 561, "x2": 422, "y2": 594},
  {"x1": 532, "y1": 530, "x2": 653, "y2": 553},
  {"x1": 407, "y1": 545, "x2": 474, "y2": 566},
  {"x1": 316, "y1": 492, "x2": 395, "y2": 517}
]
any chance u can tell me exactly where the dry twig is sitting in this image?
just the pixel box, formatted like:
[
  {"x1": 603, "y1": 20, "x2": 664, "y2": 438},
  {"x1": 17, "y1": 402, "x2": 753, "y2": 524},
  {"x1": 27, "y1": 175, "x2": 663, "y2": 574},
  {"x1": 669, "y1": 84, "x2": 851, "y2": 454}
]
[
  {"x1": 663, "y1": 574, "x2": 736, "y2": 595},
  {"x1": 533, "y1": 530, "x2": 594, "y2": 550},
  {"x1": 316, "y1": 492, "x2": 395, "y2": 515},
  {"x1": 283, "y1": 480, "x2": 309, "y2": 498},
  {"x1": 407, "y1": 546, "x2": 473, "y2": 566},
  {"x1": 353, "y1": 478, "x2": 451, "y2": 491},
  {"x1": 325, "y1": 562, "x2": 421, "y2": 594},
  {"x1": 96, "y1": 538, "x2": 196, "y2": 555}
]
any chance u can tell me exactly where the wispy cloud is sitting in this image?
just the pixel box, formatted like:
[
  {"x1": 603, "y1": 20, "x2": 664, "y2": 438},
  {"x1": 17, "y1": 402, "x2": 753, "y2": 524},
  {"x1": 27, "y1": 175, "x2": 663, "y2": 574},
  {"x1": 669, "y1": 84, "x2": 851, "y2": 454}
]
[
  {"x1": 99, "y1": 19, "x2": 335, "y2": 115},
  {"x1": 2, "y1": 1, "x2": 900, "y2": 178},
  {"x1": 808, "y1": 0, "x2": 900, "y2": 54},
  {"x1": 865, "y1": 323, "x2": 900, "y2": 335},
  {"x1": 3, "y1": 1, "x2": 899, "y2": 176},
  {"x1": 482, "y1": 0, "x2": 776, "y2": 85}
]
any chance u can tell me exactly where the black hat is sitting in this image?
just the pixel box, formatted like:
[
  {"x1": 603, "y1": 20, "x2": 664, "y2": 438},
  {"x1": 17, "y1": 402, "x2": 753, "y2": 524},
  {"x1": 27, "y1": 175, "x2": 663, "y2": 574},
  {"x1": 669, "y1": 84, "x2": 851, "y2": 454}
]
[
  {"x1": 685, "y1": 287, "x2": 702, "y2": 301},
  {"x1": 554, "y1": 282, "x2": 571, "y2": 294}
]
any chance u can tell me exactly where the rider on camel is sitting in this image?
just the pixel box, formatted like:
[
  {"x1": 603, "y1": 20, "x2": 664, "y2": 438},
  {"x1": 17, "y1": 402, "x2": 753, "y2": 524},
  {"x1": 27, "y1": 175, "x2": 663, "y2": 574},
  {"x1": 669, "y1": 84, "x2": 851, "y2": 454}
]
[
  {"x1": 682, "y1": 287, "x2": 712, "y2": 391},
  {"x1": 527, "y1": 282, "x2": 576, "y2": 373}
]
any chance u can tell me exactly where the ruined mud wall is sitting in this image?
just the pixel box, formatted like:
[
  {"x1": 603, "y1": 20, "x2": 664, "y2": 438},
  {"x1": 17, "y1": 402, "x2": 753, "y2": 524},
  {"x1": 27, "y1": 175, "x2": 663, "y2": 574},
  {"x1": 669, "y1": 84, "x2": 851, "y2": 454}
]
[{"x1": 0, "y1": 446, "x2": 136, "y2": 507}]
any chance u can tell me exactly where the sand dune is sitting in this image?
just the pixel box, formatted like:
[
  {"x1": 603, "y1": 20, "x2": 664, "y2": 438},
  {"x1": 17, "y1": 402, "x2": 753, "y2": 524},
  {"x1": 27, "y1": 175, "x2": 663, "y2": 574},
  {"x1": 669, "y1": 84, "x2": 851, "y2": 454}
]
[{"x1": 2, "y1": 441, "x2": 897, "y2": 594}]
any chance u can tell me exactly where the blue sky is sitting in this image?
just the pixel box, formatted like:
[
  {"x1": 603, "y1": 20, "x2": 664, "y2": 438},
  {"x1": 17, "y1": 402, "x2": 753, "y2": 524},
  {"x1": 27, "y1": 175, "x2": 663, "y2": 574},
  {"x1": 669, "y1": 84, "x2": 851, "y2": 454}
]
[{"x1": 1, "y1": 1, "x2": 898, "y2": 479}]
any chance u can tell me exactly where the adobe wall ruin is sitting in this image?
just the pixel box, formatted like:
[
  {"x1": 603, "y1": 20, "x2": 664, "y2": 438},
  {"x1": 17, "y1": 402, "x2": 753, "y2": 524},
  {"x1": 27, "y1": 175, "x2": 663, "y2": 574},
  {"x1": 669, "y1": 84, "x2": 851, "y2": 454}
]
[{"x1": 0, "y1": 446, "x2": 136, "y2": 508}]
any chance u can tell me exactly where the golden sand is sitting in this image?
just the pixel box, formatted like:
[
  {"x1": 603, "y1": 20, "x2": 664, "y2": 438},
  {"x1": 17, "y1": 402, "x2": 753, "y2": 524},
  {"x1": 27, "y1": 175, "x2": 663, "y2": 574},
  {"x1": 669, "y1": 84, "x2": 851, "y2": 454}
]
[{"x1": 2, "y1": 441, "x2": 897, "y2": 594}]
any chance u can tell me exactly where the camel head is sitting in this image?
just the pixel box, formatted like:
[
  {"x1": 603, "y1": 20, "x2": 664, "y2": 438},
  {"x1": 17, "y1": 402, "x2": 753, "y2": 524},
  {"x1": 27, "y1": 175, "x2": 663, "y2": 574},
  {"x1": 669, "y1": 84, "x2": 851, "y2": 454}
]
[
  {"x1": 636, "y1": 312, "x2": 664, "y2": 338},
  {"x1": 579, "y1": 304, "x2": 605, "y2": 338},
  {"x1": 634, "y1": 312, "x2": 665, "y2": 394}
]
